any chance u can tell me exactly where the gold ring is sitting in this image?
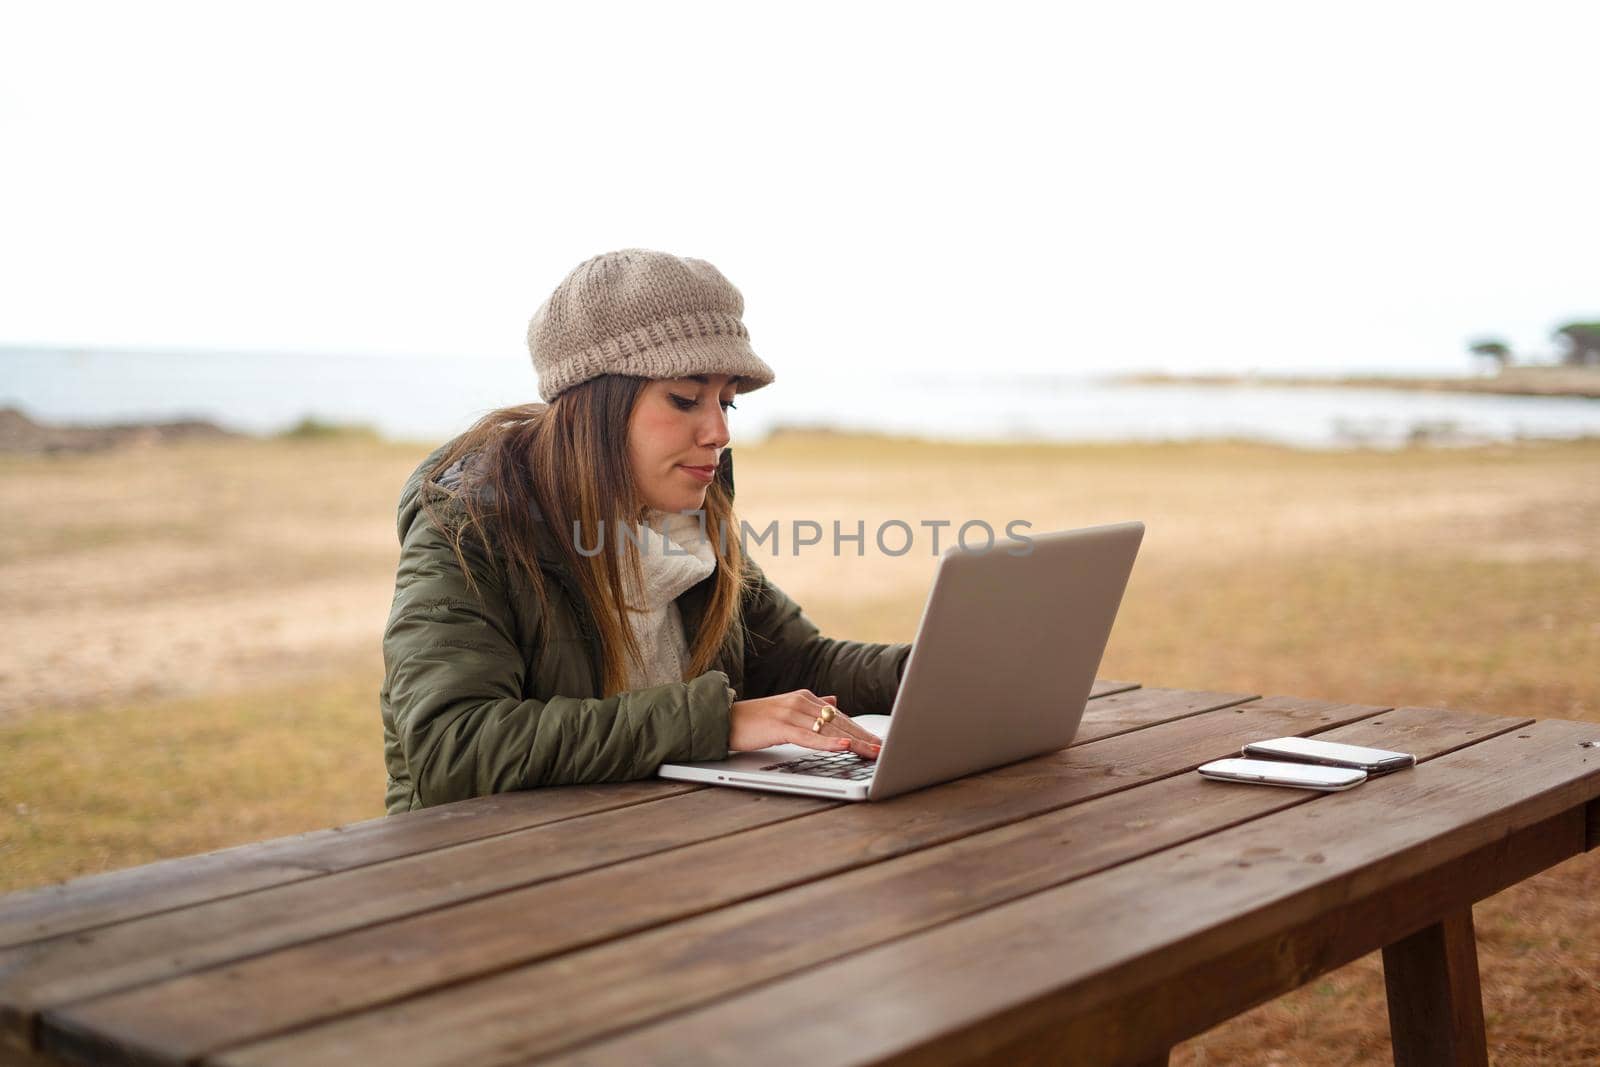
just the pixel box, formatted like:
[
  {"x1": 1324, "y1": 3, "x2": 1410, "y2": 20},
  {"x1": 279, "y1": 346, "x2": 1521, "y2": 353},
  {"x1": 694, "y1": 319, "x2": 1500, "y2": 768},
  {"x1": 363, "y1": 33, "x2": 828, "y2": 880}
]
[{"x1": 810, "y1": 706, "x2": 836, "y2": 733}]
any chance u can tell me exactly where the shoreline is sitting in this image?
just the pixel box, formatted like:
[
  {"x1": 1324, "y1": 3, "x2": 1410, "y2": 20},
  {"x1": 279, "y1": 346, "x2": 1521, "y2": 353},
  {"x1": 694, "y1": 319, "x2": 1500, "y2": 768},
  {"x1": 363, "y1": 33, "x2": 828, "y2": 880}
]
[
  {"x1": 1111, "y1": 367, "x2": 1600, "y2": 399},
  {"x1": 8, "y1": 359, "x2": 1600, "y2": 463},
  {"x1": 4, "y1": 407, "x2": 1598, "y2": 458}
]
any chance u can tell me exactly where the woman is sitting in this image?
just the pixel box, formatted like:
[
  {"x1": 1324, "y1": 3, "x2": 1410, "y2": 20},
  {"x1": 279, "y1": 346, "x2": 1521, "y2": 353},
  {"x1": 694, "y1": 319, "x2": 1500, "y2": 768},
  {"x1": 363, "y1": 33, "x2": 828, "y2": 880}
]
[{"x1": 380, "y1": 248, "x2": 910, "y2": 814}]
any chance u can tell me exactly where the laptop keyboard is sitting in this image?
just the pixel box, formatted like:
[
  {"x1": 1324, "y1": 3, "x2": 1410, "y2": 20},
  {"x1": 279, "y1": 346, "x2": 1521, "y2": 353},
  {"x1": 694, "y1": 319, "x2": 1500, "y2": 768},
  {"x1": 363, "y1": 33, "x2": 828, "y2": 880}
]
[{"x1": 760, "y1": 752, "x2": 877, "y2": 781}]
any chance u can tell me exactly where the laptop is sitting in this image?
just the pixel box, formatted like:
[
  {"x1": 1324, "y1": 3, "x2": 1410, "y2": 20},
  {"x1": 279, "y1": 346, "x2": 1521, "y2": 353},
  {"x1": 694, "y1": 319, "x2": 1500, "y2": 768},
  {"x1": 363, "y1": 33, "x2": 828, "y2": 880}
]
[{"x1": 657, "y1": 520, "x2": 1144, "y2": 801}]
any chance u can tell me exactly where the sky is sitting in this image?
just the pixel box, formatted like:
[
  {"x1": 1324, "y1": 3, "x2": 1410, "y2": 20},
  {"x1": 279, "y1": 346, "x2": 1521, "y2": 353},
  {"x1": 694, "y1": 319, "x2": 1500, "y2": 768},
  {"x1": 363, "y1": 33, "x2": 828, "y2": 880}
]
[{"x1": 2, "y1": 0, "x2": 1597, "y2": 381}]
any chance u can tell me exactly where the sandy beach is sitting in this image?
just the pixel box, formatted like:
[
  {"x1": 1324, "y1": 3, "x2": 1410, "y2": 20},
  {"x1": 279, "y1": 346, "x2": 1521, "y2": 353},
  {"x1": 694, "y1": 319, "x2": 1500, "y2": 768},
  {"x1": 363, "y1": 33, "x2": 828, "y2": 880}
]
[
  {"x1": 2, "y1": 430, "x2": 1594, "y2": 723},
  {"x1": 2, "y1": 430, "x2": 1597, "y2": 1063}
]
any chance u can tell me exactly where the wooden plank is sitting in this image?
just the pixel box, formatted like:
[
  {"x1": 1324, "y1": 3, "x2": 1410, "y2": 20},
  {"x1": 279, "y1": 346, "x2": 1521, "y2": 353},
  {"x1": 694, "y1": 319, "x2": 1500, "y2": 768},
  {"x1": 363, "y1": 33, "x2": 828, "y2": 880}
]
[
  {"x1": 0, "y1": 679, "x2": 1135, "y2": 952},
  {"x1": 1383, "y1": 907, "x2": 1488, "y2": 1067},
  {"x1": 32, "y1": 695, "x2": 1362, "y2": 1065},
  {"x1": 973, "y1": 805, "x2": 1583, "y2": 1065},
  {"x1": 0, "y1": 681, "x2": 1182, "y2": 1052},
  {"x1": 180, "y1": 703, "x2": 1508, "y2": 1067},
  {"x1": 1074, "y1": 685, "x2": 1230, "y2": 741},
  {"x1": 33, "y1": 691, "x2": 1319, "y2": 1064},
  {"x1": 0, "y1": 787, "x2": 829, "y2": 1046},
  {"x1": 1071, "y1": 686, "x2": 1256, "y2": 743},
  {"x1": 0, "y1": 781, "x2": 704, "y2": 950},
  {"x1": 0, "y1": 677, "x2": 1165, "y2": 1055},
  {"x1": 522, "y1": 715, "x2": 1600, "y2": 1067},
  {"x1": 1576, "y1": 727, "x2": 1600, "y2": 850}
]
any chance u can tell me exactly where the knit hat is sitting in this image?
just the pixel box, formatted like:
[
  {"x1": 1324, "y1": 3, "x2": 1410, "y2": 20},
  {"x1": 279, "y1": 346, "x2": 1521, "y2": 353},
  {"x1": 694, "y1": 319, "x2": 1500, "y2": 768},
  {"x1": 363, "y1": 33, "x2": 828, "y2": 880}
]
[{"x1": 527, "y1": 248, "x2": 777, "y2": 403}]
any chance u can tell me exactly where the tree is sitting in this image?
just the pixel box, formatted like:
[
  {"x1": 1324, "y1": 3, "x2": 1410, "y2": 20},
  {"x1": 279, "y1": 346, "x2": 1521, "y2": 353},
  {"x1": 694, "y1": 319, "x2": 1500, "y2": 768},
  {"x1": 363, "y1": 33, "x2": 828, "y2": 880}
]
[
  {"x1": 1553, "y1": 321, "x2": 1600, "y2": 367},
  {"x1": 1467, "y1": 336, "x2": 1513, "y2": 367}
]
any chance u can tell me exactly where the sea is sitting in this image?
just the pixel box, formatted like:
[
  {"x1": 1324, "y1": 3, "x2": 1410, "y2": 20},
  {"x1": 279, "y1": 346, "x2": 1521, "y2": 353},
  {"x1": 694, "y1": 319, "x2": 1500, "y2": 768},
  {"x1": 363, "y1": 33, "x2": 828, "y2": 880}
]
[{"x1": 4, "y1": 346, "x2": 1598, "y2": 450}]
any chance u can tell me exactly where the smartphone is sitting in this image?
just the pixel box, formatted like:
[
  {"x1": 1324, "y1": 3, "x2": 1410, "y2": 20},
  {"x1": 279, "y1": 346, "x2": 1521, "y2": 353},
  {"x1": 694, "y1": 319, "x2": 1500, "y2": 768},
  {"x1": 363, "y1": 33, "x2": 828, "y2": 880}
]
[
  {"x1": 1197, "y1": 758, "x2": 1367, "y2": 791},
  {"x1": 1241, "y1": 736, "x2": 1416, "y2": 775}
]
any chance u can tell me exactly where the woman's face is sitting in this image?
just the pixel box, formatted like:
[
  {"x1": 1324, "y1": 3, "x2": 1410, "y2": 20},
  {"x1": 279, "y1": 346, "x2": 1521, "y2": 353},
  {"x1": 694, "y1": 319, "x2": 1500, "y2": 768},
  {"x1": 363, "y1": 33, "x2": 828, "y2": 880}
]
[{"x1": 627, "y1": 373, "x2": 739, "y2": 514}]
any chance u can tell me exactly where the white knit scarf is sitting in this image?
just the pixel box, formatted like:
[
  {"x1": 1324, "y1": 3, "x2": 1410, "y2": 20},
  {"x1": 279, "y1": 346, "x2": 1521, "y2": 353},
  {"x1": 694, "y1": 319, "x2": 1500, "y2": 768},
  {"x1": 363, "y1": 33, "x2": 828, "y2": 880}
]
[{"x1": 620, "y1": 509, "x2": 718, "y2": 690}]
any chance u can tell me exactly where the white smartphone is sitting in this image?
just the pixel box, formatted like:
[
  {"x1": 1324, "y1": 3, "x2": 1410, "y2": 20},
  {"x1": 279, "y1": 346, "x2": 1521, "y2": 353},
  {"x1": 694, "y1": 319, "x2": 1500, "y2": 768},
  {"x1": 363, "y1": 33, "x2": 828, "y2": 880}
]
[
  {"x1": 1197, "y1": 758, "x2": 1367, "y2": 791},
  {"x1": 1241, "y1": 736, "x2": 1416, "y2": 775}
]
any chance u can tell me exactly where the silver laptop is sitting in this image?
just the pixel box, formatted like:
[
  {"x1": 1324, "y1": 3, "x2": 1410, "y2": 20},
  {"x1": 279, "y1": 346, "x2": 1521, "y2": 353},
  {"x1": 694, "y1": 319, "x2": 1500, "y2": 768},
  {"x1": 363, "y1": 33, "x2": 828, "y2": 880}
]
[{"x1": 658, "y1": 520, "x2": 1144, "y2": 801}]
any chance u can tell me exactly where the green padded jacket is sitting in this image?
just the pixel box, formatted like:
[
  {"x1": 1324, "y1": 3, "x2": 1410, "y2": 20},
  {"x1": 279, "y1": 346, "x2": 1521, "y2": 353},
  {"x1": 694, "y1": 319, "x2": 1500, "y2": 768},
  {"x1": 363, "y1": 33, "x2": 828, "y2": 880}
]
[{"x1": 380, "y1": 438, "x2": 911, "y2": 814}]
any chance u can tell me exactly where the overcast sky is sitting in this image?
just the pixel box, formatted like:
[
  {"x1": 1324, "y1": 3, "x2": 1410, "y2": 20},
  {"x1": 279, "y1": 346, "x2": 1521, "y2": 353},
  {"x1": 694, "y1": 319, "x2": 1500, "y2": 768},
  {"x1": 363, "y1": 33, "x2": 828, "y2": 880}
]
[{"x1": 2, "y1": 0, "x2": 1596, "y2": 378}]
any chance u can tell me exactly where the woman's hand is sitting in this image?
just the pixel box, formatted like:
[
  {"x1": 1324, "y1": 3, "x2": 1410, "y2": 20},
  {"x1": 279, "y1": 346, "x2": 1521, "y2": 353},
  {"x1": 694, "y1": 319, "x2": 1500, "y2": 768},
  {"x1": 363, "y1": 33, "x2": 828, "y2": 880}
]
[{"x1": 728, "y1": 690, "x2": 884, "y2": 760}]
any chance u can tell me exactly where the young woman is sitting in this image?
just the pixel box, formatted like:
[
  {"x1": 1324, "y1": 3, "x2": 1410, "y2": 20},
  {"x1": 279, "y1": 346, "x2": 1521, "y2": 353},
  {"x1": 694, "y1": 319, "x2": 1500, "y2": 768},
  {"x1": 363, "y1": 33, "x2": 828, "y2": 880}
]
[{"x1": 380, "y1": 249, "x2": 910, "y2": 814}]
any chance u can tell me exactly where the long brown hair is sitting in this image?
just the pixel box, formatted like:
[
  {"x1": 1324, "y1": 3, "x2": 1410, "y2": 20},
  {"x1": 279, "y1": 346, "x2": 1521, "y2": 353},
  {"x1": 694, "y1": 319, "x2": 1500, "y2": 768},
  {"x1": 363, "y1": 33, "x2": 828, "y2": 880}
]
[{"x1": 419, "y1": 375, "x2": 750, "y2": 697}]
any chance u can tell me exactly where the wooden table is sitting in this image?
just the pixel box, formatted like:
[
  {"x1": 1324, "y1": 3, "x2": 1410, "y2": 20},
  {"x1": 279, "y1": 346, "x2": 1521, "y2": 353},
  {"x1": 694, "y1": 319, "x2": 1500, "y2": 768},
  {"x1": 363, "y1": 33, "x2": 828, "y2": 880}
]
[{"x1": 2, "y1": 681, "x2": 1597, "y2": 1067}]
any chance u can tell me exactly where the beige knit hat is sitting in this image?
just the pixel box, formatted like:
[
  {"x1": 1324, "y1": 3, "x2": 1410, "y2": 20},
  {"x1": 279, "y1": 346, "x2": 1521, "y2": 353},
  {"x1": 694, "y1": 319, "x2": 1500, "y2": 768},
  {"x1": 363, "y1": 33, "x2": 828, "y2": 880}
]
[{"x1": 527, "y1": 248, "x2": 777, "y2": 403}]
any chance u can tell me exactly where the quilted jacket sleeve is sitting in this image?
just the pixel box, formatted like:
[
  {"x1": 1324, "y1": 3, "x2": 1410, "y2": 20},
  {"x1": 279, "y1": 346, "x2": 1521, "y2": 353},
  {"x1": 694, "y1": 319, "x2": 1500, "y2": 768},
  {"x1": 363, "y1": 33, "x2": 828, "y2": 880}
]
[
  {"x1": 737, "y1": 556, "x2": 911, "y2": 715},
  {"x1": 381, "y1": 490, "x2": 733, "y2": 812}
]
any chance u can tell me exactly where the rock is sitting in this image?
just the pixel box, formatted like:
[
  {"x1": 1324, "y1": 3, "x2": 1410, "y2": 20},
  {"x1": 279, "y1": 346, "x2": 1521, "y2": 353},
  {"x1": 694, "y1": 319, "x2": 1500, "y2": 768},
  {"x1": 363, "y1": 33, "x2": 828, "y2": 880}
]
[{"x1": 0, "y1": 405, "x2": 239, "y2": 454}]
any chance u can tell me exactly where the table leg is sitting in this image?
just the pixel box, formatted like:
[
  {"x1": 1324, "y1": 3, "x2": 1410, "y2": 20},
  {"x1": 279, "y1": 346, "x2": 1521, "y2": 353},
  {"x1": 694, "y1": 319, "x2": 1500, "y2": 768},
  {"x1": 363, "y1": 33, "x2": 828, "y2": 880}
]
[{"x1": 1381, "y1": 906, "x2": 1488, "y2": 1067}]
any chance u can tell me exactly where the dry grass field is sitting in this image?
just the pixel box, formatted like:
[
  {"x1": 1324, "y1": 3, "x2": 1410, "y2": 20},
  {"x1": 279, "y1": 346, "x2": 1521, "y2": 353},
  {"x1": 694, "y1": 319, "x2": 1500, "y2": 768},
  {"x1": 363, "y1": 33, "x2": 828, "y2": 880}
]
[{"x1": 1, "y1": 430, "x2": 1596, "y2": 1063}]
